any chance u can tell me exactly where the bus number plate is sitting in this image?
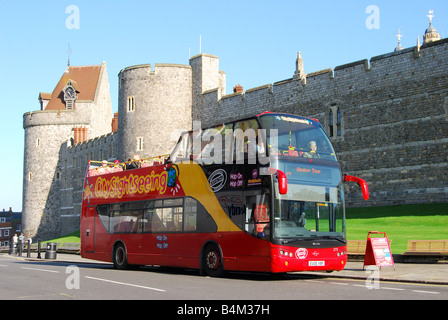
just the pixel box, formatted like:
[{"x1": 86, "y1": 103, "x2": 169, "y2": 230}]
[{"x1": 309, "y1": 261, "x2": 325, "y2": 267}]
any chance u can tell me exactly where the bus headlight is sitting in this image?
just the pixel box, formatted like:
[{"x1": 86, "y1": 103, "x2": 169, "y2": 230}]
[{"x1": 279, "y1": 250, "x2": 293, "y2": 257}]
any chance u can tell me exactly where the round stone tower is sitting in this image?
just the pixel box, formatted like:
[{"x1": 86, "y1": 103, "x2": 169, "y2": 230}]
[
  {"x1": 117, "y1": 64, "x2": 193, "y2": 161},
  {"x1": 22, "y1": 111, "x2": 77, "y2": 239}
]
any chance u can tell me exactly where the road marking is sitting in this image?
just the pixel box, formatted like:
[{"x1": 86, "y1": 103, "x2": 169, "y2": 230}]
[
  {"x1": 304, "y1": 280, "x2": 322, "y2": 283},
  {"x1": 412, "y1": 290, "x2": 440, "y2": 295},
  {"x1": 330, "y1": 282, "x2": 349, "y2": 286},
  {"x1": 19, "y1": 293, "x2": 73, "y2": 300},
  {"x1": 85, "y1": 276, "x2": 166, "y2": 292},
  {"x1": 21, "y1": 267, "x2": 59, "y2": 273},
  {"x1": 381, "y1": 287, "x2": 405, "y2": 291},
  {"x1": 0, "y1": 264, "x2": 8, "y2": 267}
]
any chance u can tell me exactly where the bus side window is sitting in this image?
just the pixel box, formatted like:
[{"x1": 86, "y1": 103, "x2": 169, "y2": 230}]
[
  {"x1": 245, "y1": 191, "x2": 270, "y2": 239},
  {"x1": 110, "y1": 210, "x2": 121, "y2": 233},
  {"x1": 97, "y1": 205, "x2": 110, "y2": 233},
  {"x1": 151, "y1": 208, "x2": 166, "y2": 233},
  {"x1": 184, "y1": 197, "x2": 217, "y2": 233},
  {"x1": 185, "y1": 198, "x2": 197, "y2": 232},
  {"x1": 254, "y1": 204, "x2": 270, "y2": 234},
  {"x1": 143, "y1": 202, "x2": 154, "y2": 233}
]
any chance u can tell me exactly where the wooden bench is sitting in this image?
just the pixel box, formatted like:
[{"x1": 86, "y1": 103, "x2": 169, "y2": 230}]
[
  {"x1": 404, "y1": 240, "x2": 448, "y2": 255},
  {"x1": 58, "y1": 243, "x2": 80, "y2": 254},
  {"x1": 347, "y1": 240, "x2": 367, "y2": 255},
  {"x1": 26, "y1": 242, "x2": 80, "y2": 254}
]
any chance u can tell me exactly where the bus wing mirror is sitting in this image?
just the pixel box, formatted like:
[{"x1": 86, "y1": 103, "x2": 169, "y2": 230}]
[
  {"x1": 344, "y1": 174, "x2": 369, "y2": 200},
  {"x1": 268, "y1": 168, "x2": 288, "y2": 195}
]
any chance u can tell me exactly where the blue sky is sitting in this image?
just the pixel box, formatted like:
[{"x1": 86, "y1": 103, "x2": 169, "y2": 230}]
[{"x1": 0, "y1": 0, "x2": 447, "y2": 211}]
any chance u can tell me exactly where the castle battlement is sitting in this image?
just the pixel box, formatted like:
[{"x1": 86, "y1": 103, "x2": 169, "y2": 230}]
[
  {"x1": 119, "y1": 63, "x2": 192, "y2": 78},
  {"x1": 68, "y1": 131, "x2": 116, "y2": 151},
  {"x1": 23, "y1": 109, "x2": 90, "y2": 128},
  {"x1": 197, "y1": 38, "x2": 448, "y2": 128}
]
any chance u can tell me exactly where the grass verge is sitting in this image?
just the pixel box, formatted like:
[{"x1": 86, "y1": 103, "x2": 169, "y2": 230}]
[{"x1": 346, "y1": 203, "x2": 448, "y2": 254}]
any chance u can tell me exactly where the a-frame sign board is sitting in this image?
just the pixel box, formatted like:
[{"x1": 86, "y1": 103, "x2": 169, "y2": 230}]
[{"x1": 363, "y1": 231, "x2": 395, "y2": 270}]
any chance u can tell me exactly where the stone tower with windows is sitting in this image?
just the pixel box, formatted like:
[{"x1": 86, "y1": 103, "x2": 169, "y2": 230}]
[
  {"x1": 22, "y1": 62, "x2": 113, "y2": 239},
  {"x1": 117, "y1": 63, "x2": 193, "y2": 162}
]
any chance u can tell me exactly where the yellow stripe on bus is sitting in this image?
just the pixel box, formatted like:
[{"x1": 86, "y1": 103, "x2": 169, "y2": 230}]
[{"x1": 177, "y1": 162, "x2": 240, "y2": 232}]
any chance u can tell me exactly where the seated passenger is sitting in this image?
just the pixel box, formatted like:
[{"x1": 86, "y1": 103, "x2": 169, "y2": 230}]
[
  {"x1": 126, "y1": 154, "x2": 141, "y2": 170},
  {"x1": 141, "y1": 160, "x2": 152, "y2": 167},
  {"x1": 112, "y1": 160, "x2": 123, "y2": 172},
  {"x1": 303, "y1": 141, "x2": 320, "y2": 159},
  {"x1": 97, "y1": 160, "x2": 111, "y2": 174}
]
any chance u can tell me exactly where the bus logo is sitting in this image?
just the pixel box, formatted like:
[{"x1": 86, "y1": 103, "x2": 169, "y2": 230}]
[
  {"x1": 208, "y1": 169, "x2": 227, "y2": 192},
  {"x1": 296, "y1": 248, "x2": 308, "y2": 259}
]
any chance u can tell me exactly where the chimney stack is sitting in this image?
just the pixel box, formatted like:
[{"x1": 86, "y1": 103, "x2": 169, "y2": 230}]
[
  {"x1": 233, "y1": 84, "x2": 243, "y2": 93},
  {"x1": 111, "y1": 112, "x2": 119, "y2": 133}
]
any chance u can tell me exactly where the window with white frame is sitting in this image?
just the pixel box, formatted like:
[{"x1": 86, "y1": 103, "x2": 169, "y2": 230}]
[{"x1": 127, "y1": 96, "x2": 135, "y2": 112}]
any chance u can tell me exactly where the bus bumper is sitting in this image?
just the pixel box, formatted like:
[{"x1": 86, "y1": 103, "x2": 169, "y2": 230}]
[{"x1": 270, "y1": 245, "x2": 347, "y2": 273}]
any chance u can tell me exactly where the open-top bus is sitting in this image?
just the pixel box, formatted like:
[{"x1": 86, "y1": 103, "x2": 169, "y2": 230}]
[{"x1": 81, "y1": 112, "x2": 368, "y2": 276}]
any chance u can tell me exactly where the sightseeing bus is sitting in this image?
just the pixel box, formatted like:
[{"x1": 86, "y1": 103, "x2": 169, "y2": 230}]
[{"x1": 81, "y1": 112, "x2": 369, "y2": 276}]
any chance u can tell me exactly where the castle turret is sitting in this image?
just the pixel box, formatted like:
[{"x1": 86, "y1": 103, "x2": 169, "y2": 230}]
[
  {"x1": 294, "y1": 51, "x2": 307, "y2": 83},
  {"x1": 394, "y1": 30, "x2": 404, "y2": 52},
  {"x1": 117, "y1": 63, "x2": 193, "y2": 161},
  {"x1": 423, "y1": 10, "x2": 441, "y2": 44}
]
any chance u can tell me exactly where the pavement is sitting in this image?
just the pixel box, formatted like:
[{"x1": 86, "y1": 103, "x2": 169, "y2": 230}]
[
  {"x1": 307, "y1": 261, "x2": 448, "y2": 285},
  {"x1": 5, "y1": 252, "x2": 448, "y2": 285}
]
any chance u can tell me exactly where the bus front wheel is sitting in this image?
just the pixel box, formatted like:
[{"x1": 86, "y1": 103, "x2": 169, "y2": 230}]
[
  {"x1": 202, "y1": 243, "x2": 224, "y2": 277},
  {"x1": 113, "y1": 243, "x2": 129, "y2": 270}
]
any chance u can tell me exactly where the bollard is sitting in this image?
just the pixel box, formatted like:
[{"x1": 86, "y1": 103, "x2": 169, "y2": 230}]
[
  {"x1": 27, "y1": 239, "x2": 31, "y2": 258},
  {"x1": 18, "y1": 240, "x2": 22, "y2": 257},
  {"x1": 37, "y1": 239, "x2": 42, "y2": 259}
]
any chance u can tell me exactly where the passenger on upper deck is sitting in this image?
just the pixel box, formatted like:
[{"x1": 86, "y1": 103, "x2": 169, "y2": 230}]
[
  {"x1": 126, "y1": 154, "x2": 142, "y2": 170},
  {"x1": 112, "y1": 160, "x2": 123, "y2": 173},
  {"x1": 97, "y1": 160, "x2": 111, "y2": 174},
  {"x1": 303, "y1": 141, "x2": 320, "y2": 159}
]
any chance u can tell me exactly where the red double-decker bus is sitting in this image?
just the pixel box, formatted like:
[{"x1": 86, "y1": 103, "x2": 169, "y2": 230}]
[{"x1": 81, "y1": 112, "x2": 368, "y2": 276}]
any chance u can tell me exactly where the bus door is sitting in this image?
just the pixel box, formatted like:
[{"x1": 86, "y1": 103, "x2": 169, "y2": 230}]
[{"x1": 84, "y1": 206, "x2": 96, "y2": 252}]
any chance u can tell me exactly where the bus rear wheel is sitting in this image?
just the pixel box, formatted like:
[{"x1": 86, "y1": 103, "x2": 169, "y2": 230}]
[
  {"x1": 113, "y1": 243, "x2": 129, "y2": 270},
  {"x1": 202, "y1": 244, "x2": 224, "y2": 277}
]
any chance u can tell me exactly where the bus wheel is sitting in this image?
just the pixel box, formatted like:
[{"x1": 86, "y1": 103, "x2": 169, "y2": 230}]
[
  {"x1": 202, "y1": 244, "x2": 224, "y2": 277},
  {"x1": 113, "y1": 243, "x2": 129, "y2": 270}
]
